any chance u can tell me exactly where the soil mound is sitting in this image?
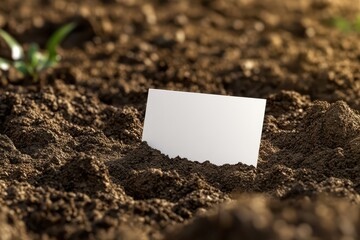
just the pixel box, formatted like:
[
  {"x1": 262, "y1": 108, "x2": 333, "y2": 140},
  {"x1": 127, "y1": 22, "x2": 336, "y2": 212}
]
[
  {"x1": 265, "y1": 100, "x2": 360, "y2": 187},
  {"x1": 1, "y1": 181, "x2": 133, "y2": 239},
  {"x1": 299, "y1": 101, "x2": 360, "y2": 149},
  {"x1": 168, "y1": 195, "x2": 360, "y2": 240},
  {"x1": 38, "y1": 154, "x2": 128, "y2": 200}
]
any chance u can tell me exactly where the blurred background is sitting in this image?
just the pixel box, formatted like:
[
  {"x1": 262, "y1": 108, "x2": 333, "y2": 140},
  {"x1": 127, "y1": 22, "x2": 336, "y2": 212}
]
[{"x1": 0, "y1": 0, "x2": 359, "y2": 108}]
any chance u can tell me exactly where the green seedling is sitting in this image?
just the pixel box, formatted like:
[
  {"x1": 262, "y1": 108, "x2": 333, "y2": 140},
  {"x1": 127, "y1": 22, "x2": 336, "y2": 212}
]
[
  {"x1": 332, "y1": 14, "x2": 360, "y2": 33},
  {"x1": 332, "y1": 17, "x2": 352, "y2": 33},
  {"x1": 0, "y1": 23, "x2": 76, "y2": 82},
  {"x1": 354, "y1": 14, "x2": 360, "y2": 32}
]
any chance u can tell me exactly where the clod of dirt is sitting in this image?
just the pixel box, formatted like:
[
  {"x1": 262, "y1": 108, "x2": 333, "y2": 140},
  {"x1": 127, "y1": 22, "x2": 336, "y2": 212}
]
[
  {"x1": 0, "y1": 134, "x2": 31, "y2": 164},
  {"x1": 101, "y1": 106, "x2": 143, "y2": 144}
]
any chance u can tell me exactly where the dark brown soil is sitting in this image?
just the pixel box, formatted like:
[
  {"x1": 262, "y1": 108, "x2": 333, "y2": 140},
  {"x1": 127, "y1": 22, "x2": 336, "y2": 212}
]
[{"x1": 0, "y1": 0, "x2": 360, "y2": 239}]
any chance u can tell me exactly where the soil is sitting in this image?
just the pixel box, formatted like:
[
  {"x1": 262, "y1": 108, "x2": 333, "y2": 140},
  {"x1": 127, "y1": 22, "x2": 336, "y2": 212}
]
[{"x1": 0, "y1": 0, "x2": 360, "y2": 239}]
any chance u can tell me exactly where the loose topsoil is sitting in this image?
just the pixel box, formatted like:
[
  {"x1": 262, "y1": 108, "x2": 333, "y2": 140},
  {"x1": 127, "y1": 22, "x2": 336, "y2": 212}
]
[{"x1": 0, "y1": 0, "x2": 360, "y2": 239}]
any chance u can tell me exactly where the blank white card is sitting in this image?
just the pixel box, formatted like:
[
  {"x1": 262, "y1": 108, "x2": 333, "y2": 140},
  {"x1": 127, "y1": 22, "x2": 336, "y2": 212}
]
[{"x1": 142, "y1": 89, "x2": 266, "y2": 166}]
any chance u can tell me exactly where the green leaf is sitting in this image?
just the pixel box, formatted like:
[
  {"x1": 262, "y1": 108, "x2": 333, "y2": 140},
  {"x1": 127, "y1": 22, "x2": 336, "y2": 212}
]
[
  {"x1": 354, "y1": 14, "x2": 360, "y2": 32},
  {"x1": 0, "y1": 29, "x2": 24, "y2": 60},
  {"x1": 0, "y1": 57, "x2": 11, "y2": 71},
  {"x1": 14, "y1": 61, "x2": 29, "y2": 75},
  {"x1": 333, "y1": 17, "x2": 352, "y2": 32},
  {"x1": 28, "y1": 43, "x2": 40, "y2": 69},
  {"x1": 45, "y1": 23, "x2": 76, "y2": 63},
  {"x1": 35, "y1": 52, "x2": 51, "y2": 71}
]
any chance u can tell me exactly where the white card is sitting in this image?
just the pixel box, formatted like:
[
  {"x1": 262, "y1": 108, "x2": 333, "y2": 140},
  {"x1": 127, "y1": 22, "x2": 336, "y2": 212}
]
[{"x1": 142, "y1": 89, "x2": 266, "y2": 166}]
